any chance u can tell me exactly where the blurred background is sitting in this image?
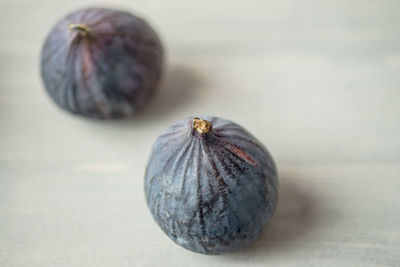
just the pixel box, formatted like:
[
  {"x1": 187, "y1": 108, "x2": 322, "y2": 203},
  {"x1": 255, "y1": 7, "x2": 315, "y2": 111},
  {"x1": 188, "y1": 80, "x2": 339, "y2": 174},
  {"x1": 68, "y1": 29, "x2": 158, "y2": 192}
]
[{"x1": 1, "y1": 0, "x2": 399, "y2": 266}]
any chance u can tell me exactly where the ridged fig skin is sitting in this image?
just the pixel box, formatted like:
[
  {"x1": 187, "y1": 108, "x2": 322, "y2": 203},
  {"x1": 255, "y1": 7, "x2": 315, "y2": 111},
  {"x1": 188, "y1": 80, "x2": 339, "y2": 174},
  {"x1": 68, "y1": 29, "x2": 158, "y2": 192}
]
[
  {"x1": 145, "y1": 116, "x2": 278, "y2": 255},
  {"x1": 41, "y1": 7, "x2": 163, "y2": 119}
]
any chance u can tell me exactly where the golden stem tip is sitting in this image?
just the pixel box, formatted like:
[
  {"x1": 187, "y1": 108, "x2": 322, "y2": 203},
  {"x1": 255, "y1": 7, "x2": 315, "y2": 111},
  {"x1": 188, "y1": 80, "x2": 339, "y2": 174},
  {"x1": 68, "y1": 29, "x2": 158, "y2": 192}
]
[
  {"x1": 193, "y1": 117, "x2": 211, "y2": 134},
  {"x1": 68, "y1": 23, "x2": 90, "y2": 36}
]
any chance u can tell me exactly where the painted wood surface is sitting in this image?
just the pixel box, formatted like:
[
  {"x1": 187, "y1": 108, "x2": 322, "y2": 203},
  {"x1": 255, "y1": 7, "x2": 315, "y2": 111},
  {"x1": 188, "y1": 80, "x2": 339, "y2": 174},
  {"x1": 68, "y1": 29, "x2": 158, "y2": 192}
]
[{"x1": 1, "y1": 0, "x2": 399, "y2": 266}]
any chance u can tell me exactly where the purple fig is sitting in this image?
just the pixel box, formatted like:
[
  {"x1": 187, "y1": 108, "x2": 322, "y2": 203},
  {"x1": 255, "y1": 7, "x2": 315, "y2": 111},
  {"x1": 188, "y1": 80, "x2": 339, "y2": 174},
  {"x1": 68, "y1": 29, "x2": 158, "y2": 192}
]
[
  {"x1": 41, "y1": 7, "x2": 163, "y2": 119},
  {"x1": 145, "y1": 116, "x2": 278, "y2": 254}
]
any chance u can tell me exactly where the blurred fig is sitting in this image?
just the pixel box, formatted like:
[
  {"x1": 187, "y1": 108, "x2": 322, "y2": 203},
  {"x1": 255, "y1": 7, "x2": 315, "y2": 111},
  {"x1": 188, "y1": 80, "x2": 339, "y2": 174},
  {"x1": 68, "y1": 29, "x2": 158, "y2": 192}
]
[
  {"x1": 145, "y1": 116, "x2": 278, "y2": 254},
  {"x1": 41, "y1": 7, "x2": 163, "y2": 119}
]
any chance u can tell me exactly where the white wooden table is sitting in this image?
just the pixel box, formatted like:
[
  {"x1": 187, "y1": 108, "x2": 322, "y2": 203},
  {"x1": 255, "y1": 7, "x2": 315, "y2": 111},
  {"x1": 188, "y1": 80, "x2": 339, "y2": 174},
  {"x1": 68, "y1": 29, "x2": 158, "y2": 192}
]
[{"x1": 1, "y1": 0, "x2": 399, "y2": 266}]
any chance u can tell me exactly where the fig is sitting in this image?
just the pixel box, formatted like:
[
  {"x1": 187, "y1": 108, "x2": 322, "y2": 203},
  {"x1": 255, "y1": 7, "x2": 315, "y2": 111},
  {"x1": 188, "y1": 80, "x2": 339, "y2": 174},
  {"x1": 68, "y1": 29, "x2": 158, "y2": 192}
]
[
  {"x1": 40, "y1": 7, "x2": 163, "y2": 119},
  {"x1": 145, "y1": 116, "x2": 278, "y2": 254}
]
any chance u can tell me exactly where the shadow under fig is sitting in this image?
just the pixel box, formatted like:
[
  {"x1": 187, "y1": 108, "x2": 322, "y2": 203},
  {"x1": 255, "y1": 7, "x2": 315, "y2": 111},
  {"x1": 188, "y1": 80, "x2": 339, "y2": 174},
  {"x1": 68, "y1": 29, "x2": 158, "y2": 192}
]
[
  {"x1": 137, "y1": 64, "x2": 203, "y2": 120},
  {"x1": 223, "y1": 173, "x2": 319, "y2": 259}
]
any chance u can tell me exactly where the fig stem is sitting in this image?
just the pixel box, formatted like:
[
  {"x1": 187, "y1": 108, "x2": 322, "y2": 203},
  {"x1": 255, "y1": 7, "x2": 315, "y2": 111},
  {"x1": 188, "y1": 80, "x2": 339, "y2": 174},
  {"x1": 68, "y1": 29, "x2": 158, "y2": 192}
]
[
  {"x1": 193, "y1": 117, "x2": 211, "y2": 134},
  {"x1": 68, "y1": 23, "x2": 90, "y2": 36}
]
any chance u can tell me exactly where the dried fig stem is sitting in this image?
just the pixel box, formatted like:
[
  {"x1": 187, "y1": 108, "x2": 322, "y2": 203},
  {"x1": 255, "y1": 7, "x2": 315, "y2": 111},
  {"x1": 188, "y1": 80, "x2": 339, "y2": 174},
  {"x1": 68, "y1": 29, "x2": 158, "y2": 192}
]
[
  {"x1": 68, "y1": 23, "x2": 90, "y2": 36},
  {"x1": 193, "y1": 117, "x2": 211, "y2": 134}
]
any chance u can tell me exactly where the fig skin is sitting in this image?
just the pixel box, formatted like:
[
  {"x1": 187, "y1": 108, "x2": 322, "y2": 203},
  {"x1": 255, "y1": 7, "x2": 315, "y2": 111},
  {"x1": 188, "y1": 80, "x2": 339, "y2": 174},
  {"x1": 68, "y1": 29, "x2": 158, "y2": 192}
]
[
  {"x1": 145, "y1": 116, "x2": 278, "y2": 255},
  {"x1": 41, "y1": 7, "x2": 163, "y2": 119}
]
